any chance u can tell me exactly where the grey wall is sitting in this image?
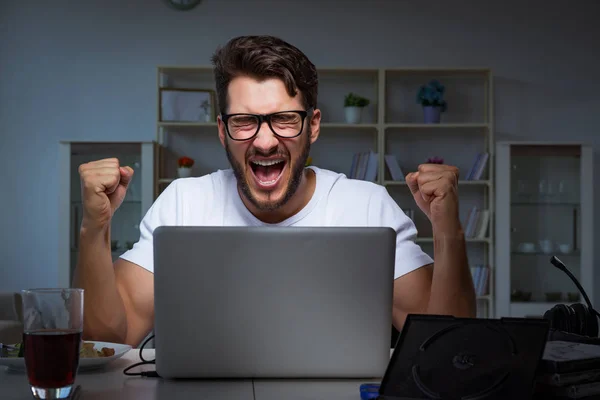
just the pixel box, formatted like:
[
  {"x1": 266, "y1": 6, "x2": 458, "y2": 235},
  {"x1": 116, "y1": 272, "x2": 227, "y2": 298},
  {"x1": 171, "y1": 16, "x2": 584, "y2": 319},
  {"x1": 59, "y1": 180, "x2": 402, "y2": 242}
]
[{"x1": 1, "y1": 0, "x2": 599, "y2": 300}]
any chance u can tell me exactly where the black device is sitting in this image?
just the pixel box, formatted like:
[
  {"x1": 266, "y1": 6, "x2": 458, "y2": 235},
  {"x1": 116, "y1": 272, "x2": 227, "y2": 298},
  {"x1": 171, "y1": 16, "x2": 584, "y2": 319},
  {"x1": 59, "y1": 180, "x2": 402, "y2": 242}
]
[
  {"x1": 532, "y1": 255, "x2": 600, "y2": 383},
  {"x1": 390, "y1": 256, "x2": 600, "y2": 350},
  {"x1": 377, "y1": 314, "x2": 550, "y2": 399},
  {"x1": 543, "y1": 256, "x2": 600, "y2": 342}
]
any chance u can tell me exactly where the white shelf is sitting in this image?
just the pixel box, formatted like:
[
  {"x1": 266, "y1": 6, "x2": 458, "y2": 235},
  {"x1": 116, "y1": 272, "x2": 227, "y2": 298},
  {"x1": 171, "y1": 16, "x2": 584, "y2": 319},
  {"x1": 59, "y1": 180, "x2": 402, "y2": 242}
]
[
  {"x1": 155, "y1": 66, "x2": 495, "y2": 318},
  {"x1": 158, "y1": 121, "x2": 216, "y2": 128},
  {"x1": 385, "y1": 123, "x2": 489, "y2": 130},
  {"x1": 157, "y1": 121, "x2": 381, "y2": 130},
  {"x1": 383, "y1": 180, "x2": 491, "y2": 186},
  {"x1": 384, "y1": 67, "x2": 490, "y2": 74},
  {"x1": 320, "y1": 123, "x2": 378, "y2": 129},
  {"x1": 415, "y1": 237, "x2": 492, "y2": 244}
]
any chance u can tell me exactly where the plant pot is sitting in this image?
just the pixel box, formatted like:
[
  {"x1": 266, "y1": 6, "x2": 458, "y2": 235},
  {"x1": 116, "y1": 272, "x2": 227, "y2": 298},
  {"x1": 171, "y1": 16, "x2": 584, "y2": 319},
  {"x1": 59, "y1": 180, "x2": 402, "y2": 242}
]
[
  {"x1": 344, "y1": 106, "x2": 363, "y2": 124},
  {"x1": 422, "y1": 106, "x2": 442, "y2": 123},
  {"x1": 177, "y1": 167, "x2": 192, "y2": 178}
]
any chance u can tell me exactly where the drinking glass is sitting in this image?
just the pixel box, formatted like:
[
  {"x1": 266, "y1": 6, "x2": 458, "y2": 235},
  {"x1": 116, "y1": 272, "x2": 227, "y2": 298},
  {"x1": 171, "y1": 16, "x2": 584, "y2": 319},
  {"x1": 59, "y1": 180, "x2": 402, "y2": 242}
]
[{"x1": 21, "y1": 288, "x2": 84, "y2": 399}]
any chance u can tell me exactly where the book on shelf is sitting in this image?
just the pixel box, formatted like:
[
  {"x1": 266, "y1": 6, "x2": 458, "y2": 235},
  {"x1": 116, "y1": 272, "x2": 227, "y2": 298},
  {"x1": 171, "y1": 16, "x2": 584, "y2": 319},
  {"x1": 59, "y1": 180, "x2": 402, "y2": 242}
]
[
  {"x1": 384, "y1": 154, "x2": 405, "y2": 181},
  {"x1": 349, "y1": 151, "x2": 378, "y2": 181},
  {"x1": 470, "y1": 265, "x2": 489, "y2": 296},
  {"x1": 462, "y1": 206, "x2": 489, "y2": 239},
  {"x1": 465, "y1": 152, "x2": 489, "y2": 180}
]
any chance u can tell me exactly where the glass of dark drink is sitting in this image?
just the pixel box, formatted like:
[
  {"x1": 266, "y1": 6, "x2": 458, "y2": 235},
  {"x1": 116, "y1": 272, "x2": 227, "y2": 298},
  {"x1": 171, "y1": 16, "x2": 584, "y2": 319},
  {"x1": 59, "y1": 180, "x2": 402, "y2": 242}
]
[{"x1": 21, "y1": 288, "x2": 84, "y2": 399}]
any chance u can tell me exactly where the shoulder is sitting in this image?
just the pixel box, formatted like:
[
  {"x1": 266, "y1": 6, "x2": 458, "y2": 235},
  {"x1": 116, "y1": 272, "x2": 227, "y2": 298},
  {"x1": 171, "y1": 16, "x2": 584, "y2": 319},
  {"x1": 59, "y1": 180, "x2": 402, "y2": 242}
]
[
  {"x1": 163, "y1": 169, "x2": 235, "y2": 199},
  {"x1": 311, "y1": 166, "x2": 396, "y2": 223},
  {"x1": 310, "y1": 167, "x2": 385, "y2": 195},
  {"x1": 311, "y1": 166, "x2": 385, "y2": 199},
  {"x1": 173, "y1": 168, "x2": 235, "y2": 189},
  {"x1": 146, "y1": 169, "x2": 235, "y2": 223}
]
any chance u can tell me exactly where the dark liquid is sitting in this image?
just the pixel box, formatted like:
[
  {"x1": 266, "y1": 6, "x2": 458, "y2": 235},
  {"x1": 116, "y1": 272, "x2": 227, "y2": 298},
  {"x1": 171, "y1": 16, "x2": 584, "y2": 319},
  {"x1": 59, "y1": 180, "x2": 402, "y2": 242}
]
[{"x1": 23, "y1": 330, "x2": 82, "y2": 388}]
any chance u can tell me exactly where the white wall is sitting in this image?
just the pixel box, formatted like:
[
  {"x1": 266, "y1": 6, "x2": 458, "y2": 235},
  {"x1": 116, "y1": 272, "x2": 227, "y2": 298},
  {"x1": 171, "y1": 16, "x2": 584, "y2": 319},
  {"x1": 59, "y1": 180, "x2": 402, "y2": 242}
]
[{"x1": 1, "y1": 0, "x2": 599, "y2": 298}]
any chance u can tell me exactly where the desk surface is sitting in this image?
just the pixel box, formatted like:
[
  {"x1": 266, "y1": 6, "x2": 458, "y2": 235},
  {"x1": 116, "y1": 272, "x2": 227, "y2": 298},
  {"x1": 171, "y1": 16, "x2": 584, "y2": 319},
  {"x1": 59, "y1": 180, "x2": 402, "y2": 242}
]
[{"x1": 0, "y1": 350, "x2": 379, "y2": 400}]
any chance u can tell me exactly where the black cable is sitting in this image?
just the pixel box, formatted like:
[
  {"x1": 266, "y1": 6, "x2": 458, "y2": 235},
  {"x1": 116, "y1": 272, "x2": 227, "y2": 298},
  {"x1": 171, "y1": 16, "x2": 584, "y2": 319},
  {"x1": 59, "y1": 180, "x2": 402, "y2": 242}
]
[
  {"x1": 123, "y1": 334, "x2": 159, "y2": 377},
  {"x1": 551, "y1": 256, "x2": 595, "y2": 311}
]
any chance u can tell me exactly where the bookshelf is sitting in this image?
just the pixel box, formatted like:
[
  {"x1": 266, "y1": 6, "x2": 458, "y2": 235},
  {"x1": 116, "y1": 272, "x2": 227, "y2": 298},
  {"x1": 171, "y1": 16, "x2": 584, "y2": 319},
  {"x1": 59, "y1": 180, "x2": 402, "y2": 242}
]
[{"x1": 154, "y1": 66, "x2": 494, "y2": 319}]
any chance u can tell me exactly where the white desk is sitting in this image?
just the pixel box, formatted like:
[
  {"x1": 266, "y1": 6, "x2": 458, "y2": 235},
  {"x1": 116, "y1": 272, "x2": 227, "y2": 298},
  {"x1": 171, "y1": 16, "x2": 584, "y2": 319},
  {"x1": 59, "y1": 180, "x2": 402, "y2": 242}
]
[{"x1": 0, "y1": 350, "x2": 378, "y2": 400}]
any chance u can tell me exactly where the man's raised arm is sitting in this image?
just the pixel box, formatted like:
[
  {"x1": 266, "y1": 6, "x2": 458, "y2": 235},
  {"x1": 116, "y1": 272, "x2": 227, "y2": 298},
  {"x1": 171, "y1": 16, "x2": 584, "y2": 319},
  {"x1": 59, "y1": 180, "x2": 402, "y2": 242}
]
[{"x1": 72, "y1": 158, "x2": 154, "y2": 347}]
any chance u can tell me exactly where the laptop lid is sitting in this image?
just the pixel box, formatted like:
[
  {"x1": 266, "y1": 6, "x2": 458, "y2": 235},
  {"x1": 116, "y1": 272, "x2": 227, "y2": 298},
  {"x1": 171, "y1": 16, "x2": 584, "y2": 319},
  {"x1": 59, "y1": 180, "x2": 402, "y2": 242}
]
[
  {"x1": 152, "y1": 226, "x2": 396, "y2": 379},
  {"x1": 378, "y1": 314, "x2": 549, "y2": 400}
]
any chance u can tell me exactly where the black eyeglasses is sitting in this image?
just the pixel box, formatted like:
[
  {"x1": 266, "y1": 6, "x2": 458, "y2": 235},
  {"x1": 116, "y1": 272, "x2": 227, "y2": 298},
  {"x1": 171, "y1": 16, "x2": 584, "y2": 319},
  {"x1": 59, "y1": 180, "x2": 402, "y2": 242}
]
[{"x1": 221, "y1": 108, "x2": 313, "y2": 141}]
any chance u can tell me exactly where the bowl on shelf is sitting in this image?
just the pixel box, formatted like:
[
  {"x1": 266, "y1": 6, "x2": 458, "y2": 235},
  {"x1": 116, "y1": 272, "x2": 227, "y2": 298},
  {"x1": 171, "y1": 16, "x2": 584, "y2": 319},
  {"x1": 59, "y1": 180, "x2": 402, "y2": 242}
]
[
  {"x1": 511, "y1": 290, "x2": 532, "y2": 302},
  {"x1": 517, "y1": 243, "x2": 536, "y2": 253},
  {"x1": 538, "y1": 239, "x2": 553, "y2": 254},
  {"x1": 545, "y1": 292, "x2": 563, "y2": 302},
  {"x1": 558, "y1": 244, "x2": 573, "y2": 254}
]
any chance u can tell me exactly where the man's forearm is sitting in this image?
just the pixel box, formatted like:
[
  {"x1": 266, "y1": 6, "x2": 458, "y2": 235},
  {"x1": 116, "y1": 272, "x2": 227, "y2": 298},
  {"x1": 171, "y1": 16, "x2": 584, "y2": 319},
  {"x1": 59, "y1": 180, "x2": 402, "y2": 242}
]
[
  {"x1": 72, "y1": 225, "x2": 128, "y2": 343},
  {"x1": 428, "y1": 230, "x2": 477, "y2": 317}
]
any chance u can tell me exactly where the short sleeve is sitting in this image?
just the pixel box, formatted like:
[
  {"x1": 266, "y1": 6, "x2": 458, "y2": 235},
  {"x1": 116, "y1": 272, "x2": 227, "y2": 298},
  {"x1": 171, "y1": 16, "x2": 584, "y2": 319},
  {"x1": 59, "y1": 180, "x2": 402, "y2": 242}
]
[
  {"x1": 368, "y1": 186, "x2": 434, "y2": 279},
  {"x1": 119, "y1": 180, "x2": 181, "y2": 273}
]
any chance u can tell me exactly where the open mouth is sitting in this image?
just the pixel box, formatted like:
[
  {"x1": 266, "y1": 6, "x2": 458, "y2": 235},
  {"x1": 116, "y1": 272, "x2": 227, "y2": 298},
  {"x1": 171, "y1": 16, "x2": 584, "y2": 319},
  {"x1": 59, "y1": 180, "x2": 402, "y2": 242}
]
[{"x1": 249, "y1": 158, "x2": 287, "y2": 188}]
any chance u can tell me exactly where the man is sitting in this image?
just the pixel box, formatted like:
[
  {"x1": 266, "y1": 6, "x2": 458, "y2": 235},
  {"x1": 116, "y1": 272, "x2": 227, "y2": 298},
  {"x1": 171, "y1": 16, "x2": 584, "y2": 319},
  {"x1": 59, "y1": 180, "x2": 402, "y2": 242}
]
[{"x1": 73, "y1": 35, "x2": 476, "y2": 347}]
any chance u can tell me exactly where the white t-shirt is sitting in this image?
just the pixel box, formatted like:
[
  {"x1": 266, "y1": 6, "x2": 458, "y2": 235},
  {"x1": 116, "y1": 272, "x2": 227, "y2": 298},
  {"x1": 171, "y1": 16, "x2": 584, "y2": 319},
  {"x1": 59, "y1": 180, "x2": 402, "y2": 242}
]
[{"x1": 120, "y1": 166, "x2": 433, "y2": 279}]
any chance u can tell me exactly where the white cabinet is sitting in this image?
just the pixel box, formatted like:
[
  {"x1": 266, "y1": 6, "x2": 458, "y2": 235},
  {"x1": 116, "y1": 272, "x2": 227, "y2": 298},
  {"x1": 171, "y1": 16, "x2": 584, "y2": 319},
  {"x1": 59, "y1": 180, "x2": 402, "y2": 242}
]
[
  {"x1": 58, "y1": 141, "x2": 157, "y2": 288},
  {"x1": 495, "y1": 142, "x2": 594, "y2": 318}
]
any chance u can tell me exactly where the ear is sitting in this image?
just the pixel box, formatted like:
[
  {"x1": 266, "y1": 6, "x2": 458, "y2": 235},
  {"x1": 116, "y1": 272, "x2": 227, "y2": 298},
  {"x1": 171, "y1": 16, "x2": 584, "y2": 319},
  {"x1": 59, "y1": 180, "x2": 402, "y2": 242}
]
[
  {"x1": 217, "y1": 115, "x2": 226, "y2": 148},
  {"x1": 308, "y1": 108, "x2": 321, "y2": 144}
]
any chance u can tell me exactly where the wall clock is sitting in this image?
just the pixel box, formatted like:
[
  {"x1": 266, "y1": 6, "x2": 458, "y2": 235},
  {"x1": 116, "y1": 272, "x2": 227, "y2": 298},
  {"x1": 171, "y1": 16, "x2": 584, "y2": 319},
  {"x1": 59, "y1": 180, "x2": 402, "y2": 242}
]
[{"x1": 163, "y1": 0, "x2": 202, "y2": 11}]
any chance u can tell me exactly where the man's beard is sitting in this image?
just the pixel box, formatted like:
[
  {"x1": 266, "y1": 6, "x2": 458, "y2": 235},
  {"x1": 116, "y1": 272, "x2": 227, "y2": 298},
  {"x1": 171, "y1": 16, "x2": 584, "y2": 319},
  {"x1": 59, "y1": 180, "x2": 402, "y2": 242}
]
[{"x1": 226, "y1": 136, "x2": 311, "y2": 212}]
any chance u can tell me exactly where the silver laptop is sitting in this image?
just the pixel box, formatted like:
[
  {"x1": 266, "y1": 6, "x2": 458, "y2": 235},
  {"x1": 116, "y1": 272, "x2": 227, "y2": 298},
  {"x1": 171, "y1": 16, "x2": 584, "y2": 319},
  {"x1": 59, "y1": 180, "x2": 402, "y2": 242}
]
[{"x1": 152, "y1": 226, "x2": 396, "y2": 379}]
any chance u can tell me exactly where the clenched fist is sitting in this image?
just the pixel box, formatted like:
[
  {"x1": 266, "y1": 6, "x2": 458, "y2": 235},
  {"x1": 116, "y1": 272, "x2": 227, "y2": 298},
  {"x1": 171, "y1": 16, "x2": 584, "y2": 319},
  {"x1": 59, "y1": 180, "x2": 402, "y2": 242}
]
[
  {"x1": 78, "y1": 158, "x2": 134, "y2": 231},
  {"x1": 406, "y1": 163, "x2": 461, "y2": 234}
]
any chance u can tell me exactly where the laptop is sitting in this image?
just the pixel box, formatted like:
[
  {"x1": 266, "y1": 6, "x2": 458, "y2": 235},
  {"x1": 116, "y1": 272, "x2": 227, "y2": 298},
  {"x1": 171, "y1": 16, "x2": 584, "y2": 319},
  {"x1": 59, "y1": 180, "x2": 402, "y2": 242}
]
[
  {"x1": 152, "y1": 225, "x2": 397, "y2": 379},
  {"x1": 376, "y1": 314, "x2": 550, "y2": 400}
]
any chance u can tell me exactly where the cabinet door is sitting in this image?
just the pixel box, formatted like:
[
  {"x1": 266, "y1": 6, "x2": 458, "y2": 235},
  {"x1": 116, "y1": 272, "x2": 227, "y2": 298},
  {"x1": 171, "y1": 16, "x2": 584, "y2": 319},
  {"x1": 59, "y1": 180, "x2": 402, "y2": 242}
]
[{"x1": 496, "y1": 143, "x2": 592, "y2": 318}]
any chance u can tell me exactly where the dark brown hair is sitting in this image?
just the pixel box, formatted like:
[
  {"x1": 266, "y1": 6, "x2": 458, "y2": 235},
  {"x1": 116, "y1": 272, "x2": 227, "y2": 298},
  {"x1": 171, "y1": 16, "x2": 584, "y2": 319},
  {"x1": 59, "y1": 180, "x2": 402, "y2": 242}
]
[{"x1": 211, "y1": 35, "x2": 318, "y2": 115}]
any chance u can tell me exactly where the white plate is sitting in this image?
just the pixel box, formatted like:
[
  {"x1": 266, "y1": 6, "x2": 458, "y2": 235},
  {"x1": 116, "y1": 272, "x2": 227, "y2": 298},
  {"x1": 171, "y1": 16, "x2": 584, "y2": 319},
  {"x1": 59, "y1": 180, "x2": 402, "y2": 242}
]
[{"x1": 0, "y1": 341, "x2": 132, "y2": 372}]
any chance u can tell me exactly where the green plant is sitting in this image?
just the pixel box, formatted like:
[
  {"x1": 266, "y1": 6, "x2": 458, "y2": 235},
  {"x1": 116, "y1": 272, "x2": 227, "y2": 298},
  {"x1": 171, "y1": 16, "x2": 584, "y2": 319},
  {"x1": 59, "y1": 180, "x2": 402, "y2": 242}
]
[
  {"x1": 416, "y1": 79, "x2": 447, "y2": 112},
  {"x1": 200, "y1": 99, "x2": 210, "y2": 113},
  {"x1": 344, "y1": 92, "x2": 370, "y2": 108}
]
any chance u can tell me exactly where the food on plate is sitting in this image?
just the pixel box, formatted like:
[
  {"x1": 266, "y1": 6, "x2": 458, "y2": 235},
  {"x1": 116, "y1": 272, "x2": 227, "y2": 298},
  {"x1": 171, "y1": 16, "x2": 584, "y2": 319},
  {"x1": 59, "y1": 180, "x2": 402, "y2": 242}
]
[
  {"x1": 3, "y1": 341, "x2": 115, "y2": 358},
  {"x1": 2, "y1": 344, "x2": 21, "y2": 358},
  {"x1": 80, "y1": 341, "x2": 115, "y2": 358}
]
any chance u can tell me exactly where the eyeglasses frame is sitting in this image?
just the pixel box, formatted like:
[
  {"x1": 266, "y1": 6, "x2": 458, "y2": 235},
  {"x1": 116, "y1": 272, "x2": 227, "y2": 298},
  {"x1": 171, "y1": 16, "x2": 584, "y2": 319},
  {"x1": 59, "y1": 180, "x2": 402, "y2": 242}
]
[{"x1": 220, "y1": 108, "x2": 314, "y2": 141}]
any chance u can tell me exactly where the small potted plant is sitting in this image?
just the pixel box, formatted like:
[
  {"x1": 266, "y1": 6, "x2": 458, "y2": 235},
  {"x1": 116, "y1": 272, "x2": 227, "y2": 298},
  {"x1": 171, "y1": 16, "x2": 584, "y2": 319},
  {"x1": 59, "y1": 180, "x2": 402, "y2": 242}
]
[
  {"x1": 177, "y1": 156, "x2": 194, "y2": 178},
  {"x1": 344, "y1": 92, "x2": 370, "y2": 124},
  {"x1": 416, "y1": 79, "x2": 447, "y2": 123},
  {"x1": 426, "y1": 156, "x2": 444, "y2": 164},
  {"x1": 200, "y1": 100, "x2": 212, "y2": 122}
]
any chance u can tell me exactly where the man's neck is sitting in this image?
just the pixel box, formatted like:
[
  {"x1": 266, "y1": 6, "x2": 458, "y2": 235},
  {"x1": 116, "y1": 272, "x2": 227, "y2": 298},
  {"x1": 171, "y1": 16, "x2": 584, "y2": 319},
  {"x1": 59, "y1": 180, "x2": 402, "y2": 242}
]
[{"x1": 242, "y1": 168, "x2": 316, "y2": 224}]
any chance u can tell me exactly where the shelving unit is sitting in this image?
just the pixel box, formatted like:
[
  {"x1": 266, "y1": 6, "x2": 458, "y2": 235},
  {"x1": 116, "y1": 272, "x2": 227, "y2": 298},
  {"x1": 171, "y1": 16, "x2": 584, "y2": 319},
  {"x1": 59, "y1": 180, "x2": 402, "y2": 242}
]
[
  {"x1": 155, "y1": 66, "x2": 495, "y2": 319},
  {"x1": 495, "y1": 142, "x2": 594, "y2": 318}
]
